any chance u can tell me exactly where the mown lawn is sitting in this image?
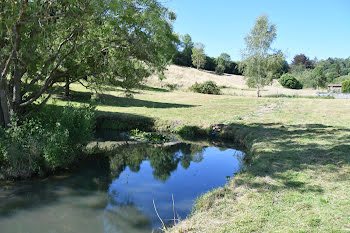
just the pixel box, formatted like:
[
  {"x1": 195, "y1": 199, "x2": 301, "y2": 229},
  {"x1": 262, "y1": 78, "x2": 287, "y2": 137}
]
[{"x1": 52, "y1": 84, "x2": 350, "y2": 232}]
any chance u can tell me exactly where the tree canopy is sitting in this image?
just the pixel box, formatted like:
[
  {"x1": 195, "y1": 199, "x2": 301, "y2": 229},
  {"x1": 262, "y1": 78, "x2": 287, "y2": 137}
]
[
  {"x1": 240, "y1": 15, "x2": 280, "y2": 97},
  {"x1": 191, "y1": 43, "x2": 206, "y2": 69},
  {"x1": 0, "y1": 0, "x2": 178, "y2": 128}
]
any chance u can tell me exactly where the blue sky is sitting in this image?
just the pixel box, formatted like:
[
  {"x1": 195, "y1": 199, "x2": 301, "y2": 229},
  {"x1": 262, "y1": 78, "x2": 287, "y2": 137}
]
[{"x1": 165, "y1": 0, "x2": 350, "y2": 62}]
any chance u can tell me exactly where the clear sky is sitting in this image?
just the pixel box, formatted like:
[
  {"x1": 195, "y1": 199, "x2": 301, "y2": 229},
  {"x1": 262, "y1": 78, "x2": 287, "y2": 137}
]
[{"x1": 164, "y1": 0, "x2": 350, "y2": 62}]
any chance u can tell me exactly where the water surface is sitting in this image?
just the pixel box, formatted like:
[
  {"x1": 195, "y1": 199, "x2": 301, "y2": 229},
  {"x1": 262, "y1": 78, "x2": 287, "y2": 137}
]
[{"x1": 0, "y1": 142, "x2": 244, "y2": 233}]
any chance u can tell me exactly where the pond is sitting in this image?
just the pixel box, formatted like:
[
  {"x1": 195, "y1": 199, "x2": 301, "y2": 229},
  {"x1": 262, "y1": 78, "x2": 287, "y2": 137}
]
[{"x1": 0, "y1": 142, "x2": 245, "y2": 233}]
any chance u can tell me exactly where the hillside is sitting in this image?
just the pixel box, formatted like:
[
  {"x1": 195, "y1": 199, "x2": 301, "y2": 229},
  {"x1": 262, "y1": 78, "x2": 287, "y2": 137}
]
[{"x1": 146, "y1": 65, "x2": 322, "y2": 96}]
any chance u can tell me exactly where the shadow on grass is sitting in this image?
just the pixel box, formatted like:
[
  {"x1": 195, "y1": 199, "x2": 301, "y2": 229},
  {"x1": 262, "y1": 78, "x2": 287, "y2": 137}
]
[
  {"x1": 183, "y1": 122, "x2": 350, "y2": 194},
  {"x1": 138, "y1": 84, "x2": 169, "y2": 93},
  {"x1": 54, "y1": 90, "x2": 196, "y2": 109}
]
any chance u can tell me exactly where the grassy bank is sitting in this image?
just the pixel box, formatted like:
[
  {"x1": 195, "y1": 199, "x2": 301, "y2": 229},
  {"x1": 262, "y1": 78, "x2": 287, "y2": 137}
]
[{"x1": 51, "y1": 83, "x2": 350, "y2": 232}]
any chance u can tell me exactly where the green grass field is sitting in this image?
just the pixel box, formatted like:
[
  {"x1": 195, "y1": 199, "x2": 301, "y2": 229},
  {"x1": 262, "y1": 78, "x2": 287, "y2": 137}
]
[{"x1": 51, "y1": 82, "x2": 350, "y2": 232}]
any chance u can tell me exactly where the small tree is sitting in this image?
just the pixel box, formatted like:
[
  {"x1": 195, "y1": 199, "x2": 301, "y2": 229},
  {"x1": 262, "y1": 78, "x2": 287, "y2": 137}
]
[
  {"x1": 158, "y1": 73, "x2": 166, "y2": 88},
  {"x1": 342, "y1": 80, "x2": 350, "y2": 93},
  {"x1": 192, "y1": 43, "x2": 206, "y2": 69},
  {"x1": 216, "y1": 53, "x2": 231, "y2": 75},
  {"x1": 279, "y1": 74, "x2": 303, "y2": 89},
  {"x1": 239, "y1": 15, "x2": 279, "y2": 97},
  {"x1": 313, "y1": 65, "x2": 327, "y2": 89},
  {"x1": 292, "y1": 54, "x2": 314, "y2": 69}
]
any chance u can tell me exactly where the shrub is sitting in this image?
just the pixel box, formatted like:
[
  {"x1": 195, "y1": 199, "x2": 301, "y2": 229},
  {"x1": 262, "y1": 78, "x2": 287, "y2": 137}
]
[
  {"x1": 165, "y1": 83, "x2": 180, "y2": 91},
  {"x1": 0, "y1": 104, "x2": 95, "y2": 179},
  {"x1": 279, "y1": 74, "x2": 303, "y2": 89},
  {"x1": 190, "y1": 81, "x2": 221, "y2": 95},
  {"x1": 342, "y1": 80, "x2": 350, "y2": 93},
  {"x1": 177, "y1": 125, "x2": 208, "y2": 139},
  {"x1": 129, "y1": 129, "x2": 169, "y2": 143},
  {"x1": 333, "y1": 74, "x2": 350, "y2": 84},
  {"x1": 215, "y1": 64, "x2": 225, "y2": 75}
]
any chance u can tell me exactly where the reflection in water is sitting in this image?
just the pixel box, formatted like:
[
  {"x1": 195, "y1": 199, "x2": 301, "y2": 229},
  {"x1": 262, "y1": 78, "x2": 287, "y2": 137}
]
[
  {"x1": 0, "y1": 142, "x2": 244, "y2": 233},
  {"x1": 109, "y1": 143, "x2": 205, "y2": 182}
]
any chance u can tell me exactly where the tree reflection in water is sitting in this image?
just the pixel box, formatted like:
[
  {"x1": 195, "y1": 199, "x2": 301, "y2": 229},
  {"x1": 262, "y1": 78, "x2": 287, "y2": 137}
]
[{"x1": 109, "y1": 143, "x2": 204, "y2": 182}]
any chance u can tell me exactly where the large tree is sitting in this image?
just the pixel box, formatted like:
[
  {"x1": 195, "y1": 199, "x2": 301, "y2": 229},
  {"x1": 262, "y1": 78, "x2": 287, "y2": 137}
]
[
  {"x1": 172, "y1": 33, "x2": 193, "y2": 67},
  {"x1": 239, "y1": 15, "x2": 279, "y2": 97},
  {"x1": 216, "y1": 53, "x2": 231, "y2": 75},
  {"x1": 291, "y1": 54, "x2": 314, "y2": 69},
  {"x1": 191, "y1": 43, "x2": 206, "y2": 69},
  {"x1": 0, "y1": 0, "x2": 178, "y2": 128}
]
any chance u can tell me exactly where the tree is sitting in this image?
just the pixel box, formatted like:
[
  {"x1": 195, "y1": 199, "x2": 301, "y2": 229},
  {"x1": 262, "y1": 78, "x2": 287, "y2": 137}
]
[
  {"x1": 0, "y1": 0, "x2": 178, "y2": 128},
  {"x1": 204, "y1": 56, "x2": 217, "y2": 71},
  {"x1": 312, "y1": 65, "x2": 327, "y2": 89},
  {"x1": 239, "y1": 15, "x2": 278, "y2": 97},
  {"x1": 291, "y1": 54, "x2": 314, "y2": 69},
  {"x1": 191, "y1": 43, "x2": 206, "y2": 69},
  {"x1": 216, "y1": 53, "x2": 231, "y2": 75},
  {"x1": 158, "y1": 73, "x2": 166, "y2": 88},
  {"x1": 173, "y1": 33, "x2": 193, "y2": 67}
]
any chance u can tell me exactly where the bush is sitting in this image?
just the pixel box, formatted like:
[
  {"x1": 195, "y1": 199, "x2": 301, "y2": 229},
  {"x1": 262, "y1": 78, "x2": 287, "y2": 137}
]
[
  {"x1": 165, "y1": 83, "x2": 180, "y2": 91},
  {"x1": 342, "y1": 80, "x2": 350, "y2": 93},
  {"x1": 190, "y1": 81, "x2": 221, "y2": 95},
  {"x1": 334, "y1": 74, "x2": 350, "y2": 84},
  {"x1": 279, "y1": 74, "x2": 303, "y2": 89},
  {"x1": 0, "y1": 104, "x2": 95, "y2": 179},
  {"x1": 215, "y1": 64, "x2": 225, "y2": 75},
  {"x1": 177, "y1": 125, "x2": 208, "y2": 139}
]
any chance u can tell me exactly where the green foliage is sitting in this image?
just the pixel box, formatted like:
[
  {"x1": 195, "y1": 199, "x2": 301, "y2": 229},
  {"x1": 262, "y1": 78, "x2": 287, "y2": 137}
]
[
  {"x1": 333, "y1": 74, "x2": 350, "y2": 84},
  {"x1": 190, "y1": 81, "x2": 221, "y2": 95},
  {"x1": 240, "y1": 15, "x2": 278, "y2": 97},
  {"x1": 312, "y1": 65, "x2": 327, "y2": 88},
  {"x1": 315, "y1": 57, "x2": 350, "y2": 85},
  {"x1": 158, "y1": 73, "x2": 166, "y2": 87},
  {"x1": 191, "y1": 43, "x2": 206, "y2": 69},
  {"x1": 164, "y1": 83, "x2": 180, "y2": 91},
  {"x1": 279, "y1": 74, "x2": 303, "y2": 89},
  {"x1": 0, "y1": 105, "x2": 95, "y2": 179},
  {"x1": 0, "y1": 0, "x2": 178, "y2": 127},
  {"x1": 215, "y1": 64, "x2": 225, "y2": 75},
  {"x1": 225, "y1": 61, "x2": 242, "y2": 75},
  {"x1": 292, "y1": 69, "x2": 315, "y2": 88},
  {"x1": 216, "y1": 53, "x2": 231, "y2": 75},
  {"x1": 173, "y1": 34, "x2": 194, "y2": 67},
  {"x1": 291, "y1": 54, "x2": 314, "y2": 69},
  {"x1": 129, "y1": 129, "x2": 170, "y2": 143},
  {"x1": 177, "y1": 126, "x2": 208, "y2": 139},
  {"x1": 342, "y1": 80, "x2": 350, "y2": 93},
  {"x1": 204, "y1": 56, "x2": 217, "y2": 71}
]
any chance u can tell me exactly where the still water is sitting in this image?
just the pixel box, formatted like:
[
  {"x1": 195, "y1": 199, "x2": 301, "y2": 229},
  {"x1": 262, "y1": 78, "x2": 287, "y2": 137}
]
[{"x1": 0, "y1": 143, "x2": 245, "y2": 233}]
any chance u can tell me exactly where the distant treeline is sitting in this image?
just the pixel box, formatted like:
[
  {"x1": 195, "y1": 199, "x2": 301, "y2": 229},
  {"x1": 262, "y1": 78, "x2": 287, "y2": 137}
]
[
  {"x1": 288, "y1": 54, "x2": 350, "y2": 89},
  {"x1": 172, "y1": 34, "x2": 242, "y2": 75}
]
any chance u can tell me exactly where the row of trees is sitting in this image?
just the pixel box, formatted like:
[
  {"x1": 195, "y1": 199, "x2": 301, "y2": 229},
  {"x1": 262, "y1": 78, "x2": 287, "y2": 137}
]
[
  {"x1": 239, "y1": 15, "x2": 350, "y2": 96},
  {"x1": 0, "y1": 0, "x2": 178, "y2": 128},
  {"x1": 173, "y1": 34, "x2": 241, "y2": 75},
  {"x1": 289, "y1": 54, "x2": 350, "y2": 89}
]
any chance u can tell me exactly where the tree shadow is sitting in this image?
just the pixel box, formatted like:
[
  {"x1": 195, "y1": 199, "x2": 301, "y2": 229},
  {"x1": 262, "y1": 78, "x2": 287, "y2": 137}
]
[
  {"x1": 54, "y1": 90, "x2": 196, "y2": 109},
  {"x1": 138, "y1": 84, "x2": 169, "y2": 93},
  {"x1": 218, "y1": 122, "x2": 350, "y2": 193}
]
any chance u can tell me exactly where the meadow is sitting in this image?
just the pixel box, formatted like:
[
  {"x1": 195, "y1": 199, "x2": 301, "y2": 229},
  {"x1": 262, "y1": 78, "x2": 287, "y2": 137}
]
[{"x1": 50, "y1": 66, "x2": 350, "y2": 232}]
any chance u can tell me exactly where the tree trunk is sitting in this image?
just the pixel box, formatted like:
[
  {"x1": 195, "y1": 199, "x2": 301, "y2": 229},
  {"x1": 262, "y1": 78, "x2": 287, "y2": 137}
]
[
  {"x1": 0, "y1": 98, "x2": 5, "y2": 129},
  {"x1": 0, "y1": 89, "x2": 10, "y2": 128},
  {"x1": 257, "y1": 84, "x2": 261, "y2": 97},
  {"x1": 12, "y1": 54, "x2": 22, "y2": 116},
  {"x1": 64, "y1": 76, "x2": 70, "y2": 98}
]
